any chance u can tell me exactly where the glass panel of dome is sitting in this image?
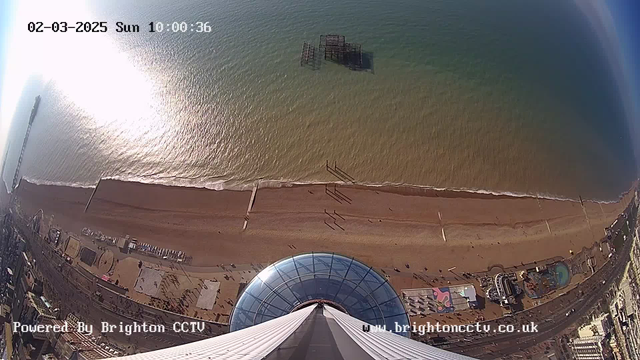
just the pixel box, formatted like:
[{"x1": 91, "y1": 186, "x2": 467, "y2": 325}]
[
  {"x1": 378, "y1": 296, "x2": 405, "y2": 315},
  {"x1": 370, "y1": 280, "x2": 398, "y2": 304},
  {"x1": 235, "y1": 293, "x2": 260, "y2": 314},
  {"x1": 256, "y1": 264, "x2": 279, "y2": 284},
  {"x1": 272, "y1": 269, "x2": 305, "y2": 304},
  {"x1": 366, "y1": 313, "x2": 386, "y2": 324},
  {"x1": 252, "y1": 280, "x2": 278, "y2": 299},
  {"x1": 287, "y1": 274, "x2": 310, "y2": 301},
  {"x1": 313, "y1": 254, "x2": 333, "y2": 275},
  {"x1": 359, "y1": 302, "x2": 384, "y2": 321},
  {"x1": 324, "y1": 276, "x2": 343, "y2": 300},
  {"x1": 299, "y1": 273, "x2": 319, "y2": 300},
  {"x1": 262, "y1": 290, "x2": 294, "y2": 311},
  {"x1": 355, "y1": 307, "x2": 381, "y2": 322},
  {"x1": 230, "y1": 308, "x2": 255, "y2": 329},
  {"x1": 262, "y1": 266, "x2": 285, "y2": 289},
  {"x1": 336, "y1": 280, "x2": 364, "y2": 305},
  {"x1": 272, "y1": 282, "x2": 303, "y2": 307},
  {"x1": 329, "y1": 255, "x2": 353, "y2": 278},
  {"x1": 314, "y1": 272, "x2": 330, "y2": 280},
  {"x1": 344, "y1": 262, "x2": 369, "y2": 283},
  {"x1": 246, "y1": 277, "x2": 269, "y2": 294},
  {"x1": 310, "y1": 277, "x2": 331, "y2": 299},
  {"x1": 254, "y1": 312, "x2": 277, "y2": 324},
  {"x1": 288, "y1": 282, "x2": 308, "y2": 304},
  {"x1": 355, "y1": 281, "x2": 378, "y2": 301},
  {"x1": 354, "y1": 295, "x2": 398, "y2": 316},
  {"x1": 332, "y1": 281, "x2": 356, "y2": 304},
  {"x1": 359, "y1": 269, "x2": 385, "y2": 294},
  {"x1": 245, "y1": 293, "x2": 266, "y2": 313},
  {"x1": 274, "y1": 258, "x2": 300, "y2": 281},
  {"x1": 339, "y1": 287, "x2": 368, "y2": 308},
  {"x1": 293, "y1": 254, "x2": 314, "y2": 274},
  {"x1": 258, "y1": 302, "x2": 288, "y2": 318},
  {"x1": 249, "y1": 289, "x2": 270, "y2": 305},
  {"x1": 341, "y1": 279, "x2": 376, "y2": 307}
]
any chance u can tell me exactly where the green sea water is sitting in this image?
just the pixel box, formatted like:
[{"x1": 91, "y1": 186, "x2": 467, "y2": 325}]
[{"x1": 7, "y1": 0, "x2": 636, "y2": 200}]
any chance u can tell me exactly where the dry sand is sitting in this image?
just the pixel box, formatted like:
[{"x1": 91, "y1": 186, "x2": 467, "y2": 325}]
[{"x1": 14, "y1": 179, "x2": 635, "y2": 274}]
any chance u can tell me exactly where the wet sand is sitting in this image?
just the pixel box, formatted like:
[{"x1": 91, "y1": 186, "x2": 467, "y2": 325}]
[{"x1": 13, "y1": 179, "x2": 635, "y2": 273}]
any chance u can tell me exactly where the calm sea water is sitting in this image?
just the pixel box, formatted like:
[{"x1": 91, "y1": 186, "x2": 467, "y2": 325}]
[{"x1": 4, "y1": 0, "x2": 637, "y2": 200}]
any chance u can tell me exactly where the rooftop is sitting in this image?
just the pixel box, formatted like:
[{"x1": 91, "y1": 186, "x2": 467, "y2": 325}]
[{"x1": 28, "y1": 292, "x2": 55, "y2": 318}]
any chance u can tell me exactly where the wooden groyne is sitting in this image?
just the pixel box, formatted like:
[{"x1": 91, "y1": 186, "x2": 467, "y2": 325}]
[
  {"x1": 243, "y1": 182, "x2": 259, "y2": 230},
  {"x1": 84, "y1": 179, "x2": 102, "y2": 213},
  {"x1": 325, "y1": 160, "x2": 355, "y2": 183}
]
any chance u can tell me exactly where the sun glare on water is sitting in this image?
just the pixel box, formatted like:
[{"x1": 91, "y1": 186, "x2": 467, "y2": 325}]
[{"x1": 2, "y1": 0, "x2": 161, "y2": 145}]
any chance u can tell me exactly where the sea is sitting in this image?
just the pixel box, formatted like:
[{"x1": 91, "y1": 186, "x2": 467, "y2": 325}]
[{"x1": 3, "y1": 0, "x2": 637, "y2": 201}]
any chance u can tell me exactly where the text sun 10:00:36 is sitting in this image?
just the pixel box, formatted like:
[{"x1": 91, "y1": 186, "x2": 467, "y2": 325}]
[{"x1": 27, "y1": 22, "x2": 212, "y2": 33}]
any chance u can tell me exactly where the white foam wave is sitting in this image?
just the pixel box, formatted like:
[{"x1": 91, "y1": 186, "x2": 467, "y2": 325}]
[
  {"x1": 21, "y1": 176, "x2": 95, "y2": 189},
  {"x1": 19, "y1": 175, "x2": 630, "y2": 204}
]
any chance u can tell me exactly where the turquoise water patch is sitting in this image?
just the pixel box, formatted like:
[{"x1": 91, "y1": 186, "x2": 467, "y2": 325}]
[
  {"x1": 554, "y1": 262, "x2": 571, "y2": 287},
  {"x1": 523, "y1": 262, "x2": 571, "y2": 299}
]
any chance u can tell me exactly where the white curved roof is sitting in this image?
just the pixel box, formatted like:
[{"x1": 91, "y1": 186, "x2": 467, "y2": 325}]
[{"x1": 109, "y1": 304, "x2": 476, "y2": 360}]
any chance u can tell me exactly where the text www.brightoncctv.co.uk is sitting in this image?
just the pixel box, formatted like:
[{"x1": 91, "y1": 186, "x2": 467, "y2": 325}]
[{"x1": 363, "y1": 322, "x2": 539, "y2": 335}]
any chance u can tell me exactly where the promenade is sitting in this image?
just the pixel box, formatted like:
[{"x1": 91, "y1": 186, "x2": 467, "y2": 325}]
[
  {"x1": 8, "y1": 179, "x2": 638, "y2": 356},
  {"x1": 11, "y1": 213, "x2": 228, "y2": 354}
]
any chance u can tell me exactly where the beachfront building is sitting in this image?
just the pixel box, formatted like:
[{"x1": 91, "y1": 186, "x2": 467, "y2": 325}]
[
  {"x1": 109, "y1": 253, "x2": 476, "y2": 359},
  {"x1": 402, "y1": 285, "x2": 479, "y2": 316},
  {"x1": 482, "y1": 272, "x2": 522, "y2": 308},
  {"x1": 11, "y1": 292, "x2": 57, "y2": 359},
  {"x1": 578, "y1": 313, "x2": 612, "y2": 338},
  {"x1": 494, "y1": 273, "x2": 518, "y2": 306},
  {"x1": 570, "y1": 336, "x2": 606, "y2": 360}
]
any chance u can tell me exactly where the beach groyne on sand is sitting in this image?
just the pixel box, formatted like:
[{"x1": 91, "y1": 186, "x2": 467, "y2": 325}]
[{"x1": 12, "y1": 178, "x2": 635, "y2": 274}]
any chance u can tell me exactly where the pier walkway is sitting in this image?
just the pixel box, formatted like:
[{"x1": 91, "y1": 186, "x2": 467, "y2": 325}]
[{"x1": 12, "y1": 96, "x2": 40, "y2": 191}]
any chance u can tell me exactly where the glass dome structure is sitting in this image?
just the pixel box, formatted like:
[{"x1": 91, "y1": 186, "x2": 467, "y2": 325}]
[{"x1": 230, "y1": 253, "x2": 410, "y2": 336}]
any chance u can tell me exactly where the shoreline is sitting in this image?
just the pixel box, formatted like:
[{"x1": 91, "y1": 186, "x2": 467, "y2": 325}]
[
  {"x1": 9, "y1": 176, "x2": 637, "y2": 333},
  {"x1": 19, "y1": 175, "x2": 636, "y2": 204},
  {"x1": 11, "y1": 177, "x2": 636, "y2": 274}
]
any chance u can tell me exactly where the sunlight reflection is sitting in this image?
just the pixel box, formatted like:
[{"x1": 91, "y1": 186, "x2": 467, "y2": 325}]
[{"x1": 4, "y1": 0, "x2": 161, "y2": 144}]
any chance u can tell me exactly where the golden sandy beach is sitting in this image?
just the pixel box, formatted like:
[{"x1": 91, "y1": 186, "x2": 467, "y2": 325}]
[{"x1": 12, "y1": 179, "x2": 635, "y2": 274}]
